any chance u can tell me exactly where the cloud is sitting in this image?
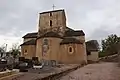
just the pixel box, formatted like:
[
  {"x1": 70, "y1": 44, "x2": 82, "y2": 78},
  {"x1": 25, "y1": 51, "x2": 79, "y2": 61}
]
[{"x1": 1, "y1": 0, "x2": 120, "y2": 49}]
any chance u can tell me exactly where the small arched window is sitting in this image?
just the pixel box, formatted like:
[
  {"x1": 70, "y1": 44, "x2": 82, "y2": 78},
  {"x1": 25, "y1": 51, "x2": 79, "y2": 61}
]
[
  {"x1": 50, "y1": 20, "x2": 52, "y2": 26},
  {"x1": 25, "y1": 50, "x2": 27, "y2": 53},
  {"x1": 50, "y1": 12, "x2": 52, "y2": 16},
  {"x1": 69, "y1": 47, "x2": 72, "y2": 52},
  {"x1": 68, "y1": 46, "x2": 74, "y2": 54},
  {"x1": 24, "y1": 49, "x2": 28, "y2": 55}
]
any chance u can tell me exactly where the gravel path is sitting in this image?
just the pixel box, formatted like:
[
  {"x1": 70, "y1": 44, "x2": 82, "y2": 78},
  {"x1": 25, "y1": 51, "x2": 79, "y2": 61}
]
[{"x1": 59, "y1": 62, "x2": 120, "y2": 80}]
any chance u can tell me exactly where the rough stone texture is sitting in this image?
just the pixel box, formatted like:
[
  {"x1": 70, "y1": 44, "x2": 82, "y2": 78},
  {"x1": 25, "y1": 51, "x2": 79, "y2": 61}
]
[
  {"x1": 39, "y1": 10, "x2": 66, "y2": 36},
  {"x1": 36, "y1": 37, "x2": 87, "y2": 64},
  {"x1": 59, "y1": 62, "x2": 120, "y2": 80},
  {"x1": 59, "y1": 44, "x2": 87, "y2": 64},
  {"x1": 36, "y1": 37, "x2": 62, "y2": 61}
]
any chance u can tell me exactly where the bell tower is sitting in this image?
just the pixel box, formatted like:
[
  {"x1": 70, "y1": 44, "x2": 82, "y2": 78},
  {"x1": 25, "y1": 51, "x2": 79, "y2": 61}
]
[{"x1": 38, "y1": 9, "x2": 66, "y2": 36}]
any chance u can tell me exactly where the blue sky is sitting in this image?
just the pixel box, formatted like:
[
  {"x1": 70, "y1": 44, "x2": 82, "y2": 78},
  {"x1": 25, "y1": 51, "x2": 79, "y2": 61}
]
[{"x1": 0, "y1": 0, "x2": 120, "y2": 50}]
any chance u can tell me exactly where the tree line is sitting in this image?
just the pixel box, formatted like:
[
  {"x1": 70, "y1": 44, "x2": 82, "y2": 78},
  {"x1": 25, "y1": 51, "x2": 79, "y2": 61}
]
[{"x1": 100, "y1": 34, "x2": 120, "y2": 57}]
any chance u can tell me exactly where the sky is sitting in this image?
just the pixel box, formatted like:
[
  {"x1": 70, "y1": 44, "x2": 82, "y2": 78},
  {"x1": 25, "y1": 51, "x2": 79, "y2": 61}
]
[{"x1": 0, "y1": 0, "x2": 120, "y2": 50}]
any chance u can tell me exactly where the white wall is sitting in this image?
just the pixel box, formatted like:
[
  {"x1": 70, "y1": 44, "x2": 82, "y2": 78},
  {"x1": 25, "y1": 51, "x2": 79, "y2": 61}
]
[{"x1": 87, "y1": 51, "x2": 99, "y2": 61}]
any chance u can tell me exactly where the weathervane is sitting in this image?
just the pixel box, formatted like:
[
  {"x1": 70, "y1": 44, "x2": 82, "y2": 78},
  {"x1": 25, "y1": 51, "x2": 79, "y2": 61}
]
[{"x1": 52, "y1": 4, "x2": 56, "y2": 10}]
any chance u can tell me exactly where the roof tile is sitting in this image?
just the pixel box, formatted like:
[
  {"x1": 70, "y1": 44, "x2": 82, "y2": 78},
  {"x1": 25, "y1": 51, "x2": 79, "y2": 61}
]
[
  {"x1": 20, "y1": 39, "x2": 36, "y2": 46},
  {"x1": 60, "y1": 38, "x2": 82, "y2": 45},
  {"x1": 22, "y1": 32, "x2": 38, "y2": 38}
]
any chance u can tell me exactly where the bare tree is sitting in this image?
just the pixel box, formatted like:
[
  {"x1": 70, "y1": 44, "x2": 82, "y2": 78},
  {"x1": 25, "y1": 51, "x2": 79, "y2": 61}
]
[
  {"x1": 0, "y1": 44, "x2": 7, "y2": 58},
  {"x1": 9, "y1": 43, "x2": 21, "y2": 58}
]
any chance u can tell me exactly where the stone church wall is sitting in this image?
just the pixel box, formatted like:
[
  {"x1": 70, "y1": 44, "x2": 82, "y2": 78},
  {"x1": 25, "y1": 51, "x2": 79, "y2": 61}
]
[
  {"x1": 36, "y1": 37, "x2": 62, "y2": 61},
  {"x1": 21, "y1": 45, "x2": 36, "y2": 59},
  {"x1": 59, "y1": 43, "x2": 87, "y2": 64}
]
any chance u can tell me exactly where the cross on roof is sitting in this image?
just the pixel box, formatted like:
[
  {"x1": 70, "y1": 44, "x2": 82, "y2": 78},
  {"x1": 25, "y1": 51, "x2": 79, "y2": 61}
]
[{"x1": 52, "y1": 4, "x2": 56, "y2": 10}]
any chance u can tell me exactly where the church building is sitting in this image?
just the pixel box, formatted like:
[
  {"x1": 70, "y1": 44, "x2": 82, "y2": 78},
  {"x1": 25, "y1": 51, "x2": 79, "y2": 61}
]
[{"x1": 20, "y1": 9, "x2": 88, "y2": 64}]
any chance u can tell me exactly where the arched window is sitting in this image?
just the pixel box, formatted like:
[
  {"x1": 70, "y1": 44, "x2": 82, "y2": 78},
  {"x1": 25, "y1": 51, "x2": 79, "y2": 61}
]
[
  {"x1": 50, "y1": 20, "x2": 52, "y2": 26},
  {"x1": 68, "y1": 46, "x2": 74, "y2": 54},
  {"x1": 24, "y1": 49, "x2": 28, "y2": 55},
  {"x1": 50, "y1": 12, "x2": 52, "y2": 16},
  {"x1": 69, "y1": 47, "x2": 72, "y2": 52},
  {"x1": 25, "y1": 50, "x2": 27, "y2": 53}
]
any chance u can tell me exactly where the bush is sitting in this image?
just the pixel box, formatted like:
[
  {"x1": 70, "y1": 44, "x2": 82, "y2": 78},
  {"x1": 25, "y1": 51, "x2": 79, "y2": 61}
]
[{"x1": 99, "y1": 51, "x2": 107, "y2": 57}]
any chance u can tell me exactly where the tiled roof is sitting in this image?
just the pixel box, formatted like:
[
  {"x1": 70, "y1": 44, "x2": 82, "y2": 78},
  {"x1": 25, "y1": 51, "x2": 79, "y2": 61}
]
[
  {"x1": 40, "y1": 9, "x2": 64, "y2": 14},
  {"x1": 60, "y1": 38, "x2": 82, "y2": 45},
  {"x1": 38, "y1": 31, "x2": 63, "y2": 39},
  {"x1": 22, "y1": 32, "x2": 38, "y2": 38},
  {"x1": 20, "y1": 39, "x2": 36, "y2": 46},
  {"x1": 64, "y1": 30, "x2": 85, "y2": 37},
  {"x1": 86, "y1": 40, "x2": 99, "y2": 51},
  {"x1": 65, "y1": 27, "x2": 85, "y2": 36}
]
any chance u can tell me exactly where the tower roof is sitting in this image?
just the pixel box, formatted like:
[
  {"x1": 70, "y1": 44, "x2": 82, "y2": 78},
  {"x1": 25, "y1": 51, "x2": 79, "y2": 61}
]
[{"x1": 40, "y1": 9, "x2": 65, "y2": 14}]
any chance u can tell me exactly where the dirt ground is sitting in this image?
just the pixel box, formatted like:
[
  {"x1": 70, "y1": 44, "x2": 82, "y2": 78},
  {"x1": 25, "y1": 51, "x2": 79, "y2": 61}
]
[
  {"x1": 59, "y1": 62, "x2": 120, "y2": 80},
  {"x1": 1, "y1": 64, "x2": 80, "y2": 80}
]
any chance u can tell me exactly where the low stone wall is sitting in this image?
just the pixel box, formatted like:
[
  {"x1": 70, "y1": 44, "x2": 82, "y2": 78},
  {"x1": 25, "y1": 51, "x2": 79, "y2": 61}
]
[
  {"x1": 40, "y1": 64, "x2": 82, "y2": 80},
  {"x1": 99, "y1": 54, "x2": 119, "y2": 62}
]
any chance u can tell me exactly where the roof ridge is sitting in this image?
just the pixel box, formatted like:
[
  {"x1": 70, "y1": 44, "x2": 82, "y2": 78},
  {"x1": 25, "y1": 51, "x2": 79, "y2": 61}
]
[{"x1": 40, "y1": 9, "x2": 64, "y2": 14}]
